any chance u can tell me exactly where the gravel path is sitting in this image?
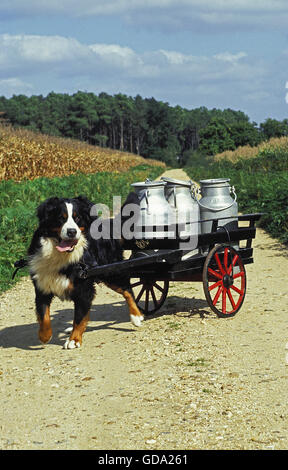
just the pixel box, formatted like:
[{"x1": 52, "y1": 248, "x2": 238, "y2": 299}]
[{"x1": 0, "y1": 169, "x2": 287, "y2": 450}]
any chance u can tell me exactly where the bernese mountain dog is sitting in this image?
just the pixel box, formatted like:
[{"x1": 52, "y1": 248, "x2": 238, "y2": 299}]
[{"x1": 28, "y1": 194, "x2": 143, "y2": 349}]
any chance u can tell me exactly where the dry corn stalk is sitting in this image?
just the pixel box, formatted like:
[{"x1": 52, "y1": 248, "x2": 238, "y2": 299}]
[
  {"x1": 0, "y1": 125, "x2": 164, "y2": 181},
  {"x1": 214, "y1": 136, "x2": 288, "y2": 162}
]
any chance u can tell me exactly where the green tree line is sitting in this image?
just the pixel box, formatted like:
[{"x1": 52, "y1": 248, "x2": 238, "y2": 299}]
[{"x1": 1, "y1": 91, "x2": 287, "y2": 166}]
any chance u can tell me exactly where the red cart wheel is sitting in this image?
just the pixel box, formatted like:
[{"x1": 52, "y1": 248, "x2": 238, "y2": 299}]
[
  {"x1": 203, "y1": 245, "x2": 246, "y2": 318},
  {"x1": 130, "y1": 278, "x2": 169, "y2": 315}
]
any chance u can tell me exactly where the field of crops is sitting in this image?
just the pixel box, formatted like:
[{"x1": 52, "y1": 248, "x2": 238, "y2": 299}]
[
  {"x1": 214, "y1": 135, "x2": 288, "y2": 163},
  {"x1": 0, "y1": 125, "x2": 164, "y2": 181}
]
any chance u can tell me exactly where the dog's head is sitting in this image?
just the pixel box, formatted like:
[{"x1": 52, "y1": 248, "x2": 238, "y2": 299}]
[{"x1": 36, "y1": 196, "x2": 94, "y2": 253}]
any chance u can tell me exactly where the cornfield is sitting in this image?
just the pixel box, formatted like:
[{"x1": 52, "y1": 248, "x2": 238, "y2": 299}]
[
  {"x1": 0, "y1": 125, "x2": 164, "y2": 181},
  {"x1": 214, "y1": 136, "x2": 288, "y2": 162}
]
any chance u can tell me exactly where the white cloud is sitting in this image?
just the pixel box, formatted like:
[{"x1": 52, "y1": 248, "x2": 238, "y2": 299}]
[
  {"x1": 0, "y1": 33, "x2": 265, "y2": 84},
  {"x1": 0, "y1": 35, "x2": 91, "y2": 82},
  {"x1": 158, "y1": 50, "x2": 194, "y2": 66},
  {"x1": 1, "y1": 0, "x2": 288, "y2": 13},
  {"x1": 148, "y1": 48, "x2": 259, "y2": 86},
  {"x1": 0, "y1": 78, "x2": 33, "y2": 96},
  {"x1": 1, "y1": 1, "x2": 288, "y2": 30},
  {"x1": 0, "y1": 34, "x2": 89, "y2": 64},
  {"x1": 213, "y1": 52, "x2": 247, "y2": 63},
  {"x1": 89, "y1": 43, "x2": 139, "y2": 68}
]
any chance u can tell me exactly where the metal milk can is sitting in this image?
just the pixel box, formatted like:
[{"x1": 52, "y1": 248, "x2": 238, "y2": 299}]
[
  {"x1": 161, "y1": 176, "x2": 200, "y2": 239},
  {"x1": 197, "y1": 178, "x2": 238, "y2": 246},
  {"x1": 131, "y1": 179, "x2": 174, "y2": 238}
]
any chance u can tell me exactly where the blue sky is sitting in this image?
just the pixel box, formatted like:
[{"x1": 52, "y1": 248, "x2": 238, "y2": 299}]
[{"x1": 0, "y1": 0, "x2": 288, "y2": 124}]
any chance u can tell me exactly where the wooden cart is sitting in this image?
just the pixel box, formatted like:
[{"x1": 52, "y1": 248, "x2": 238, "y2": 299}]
[{"x1": 77, "y1": 213, "x2": 262, "y2": 318}]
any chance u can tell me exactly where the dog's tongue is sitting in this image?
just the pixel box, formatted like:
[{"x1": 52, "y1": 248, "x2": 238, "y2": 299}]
[{"x1": 56, "y1": 239, "x2": 78, "y2": 252}]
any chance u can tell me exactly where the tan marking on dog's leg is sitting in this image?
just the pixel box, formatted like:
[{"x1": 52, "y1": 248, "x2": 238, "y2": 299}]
[
  {"x1": 63, "y1": 312, "x2": 90, "y2": 349},
  {"x1": 106, "y1": 284, "x2": 144, "y2": 327},
  {"x1": 37, "y1": 306, "x2": 52, "y2": 344}
]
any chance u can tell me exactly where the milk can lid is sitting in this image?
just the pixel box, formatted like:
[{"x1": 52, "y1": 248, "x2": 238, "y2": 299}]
[
  {"x1": 131, "y1": 178, "x2": 166, "y2": 188},
  {"x1": 199, "y1": 178, "x2": 230, "y2": 185},
  {"x1": 161, "y1": 176, "x2": 193, "y2": 187}
]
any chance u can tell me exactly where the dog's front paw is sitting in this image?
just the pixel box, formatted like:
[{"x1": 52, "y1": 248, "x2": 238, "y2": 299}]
[
  {"x1": 130, "y1": 314, "x2": 144, "y2": 327},
  {"x1": 63, "y1": 339, "x2": 81, "y2": 349}
]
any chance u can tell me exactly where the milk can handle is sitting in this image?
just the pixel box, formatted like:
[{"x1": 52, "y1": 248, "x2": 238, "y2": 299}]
[
  {"x1": 145, "y1": 189, "x2": 150, "y2": 214},
  {"x1": 197, "y1": 185, "x2": 237, "y2": 212},
  {"x1": 173, "y1": 187, "x2": 177, "y2": 208}
]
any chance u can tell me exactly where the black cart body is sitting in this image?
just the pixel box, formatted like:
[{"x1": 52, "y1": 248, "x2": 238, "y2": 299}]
[{"x1": 78, "y1": 213, "x2": 261, "y2": 318}]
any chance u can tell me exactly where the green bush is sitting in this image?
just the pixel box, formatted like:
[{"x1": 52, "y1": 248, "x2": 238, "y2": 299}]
[{"x1": 187, "y1": 152, "x2": 288, "y2": 245}]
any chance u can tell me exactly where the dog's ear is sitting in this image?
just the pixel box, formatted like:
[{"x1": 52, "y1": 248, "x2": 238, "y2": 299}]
[
  {"x1": 74, "y1": 195, "x2": 95, "y2": 225},
  {"x1": 37, "y1": 197, "x2": 61, "y2": 223}
]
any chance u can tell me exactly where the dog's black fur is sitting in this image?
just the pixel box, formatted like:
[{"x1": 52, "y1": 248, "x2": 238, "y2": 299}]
[{"x1": 28, "y1": 194, "x2": 143, "y2": 349}]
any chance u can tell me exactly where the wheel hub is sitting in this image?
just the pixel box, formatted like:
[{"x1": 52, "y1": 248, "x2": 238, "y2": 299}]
[{"x1": 223, "y1": 274, "x2": 234, "y2": 288}]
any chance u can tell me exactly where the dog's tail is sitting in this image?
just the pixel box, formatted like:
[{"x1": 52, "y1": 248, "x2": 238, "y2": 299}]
[{"x1": 12, "y1": 258, "x2": 28, "y2": 279}]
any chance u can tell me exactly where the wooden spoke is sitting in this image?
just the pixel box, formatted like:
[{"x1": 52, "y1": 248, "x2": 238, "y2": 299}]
[
  {"x1": 130, "y1": 278, "x2": 169, "y2": 315},
  {"x1": 203, "y1": 245, "x2": 246, "y2": 318}
]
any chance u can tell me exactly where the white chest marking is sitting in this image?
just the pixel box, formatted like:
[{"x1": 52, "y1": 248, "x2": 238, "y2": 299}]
[{"x1": 29, "y1": 235, "x2": 87, "y2": 298}]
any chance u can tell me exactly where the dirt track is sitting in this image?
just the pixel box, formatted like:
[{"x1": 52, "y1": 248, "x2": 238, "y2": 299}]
[{"x1": 0, "y1": 169, "x2": 287, "y2": 450}]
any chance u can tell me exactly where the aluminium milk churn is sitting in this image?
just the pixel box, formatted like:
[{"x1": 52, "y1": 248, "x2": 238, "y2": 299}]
[
  {"x1": 131, "y1": 179, "x2": 173, "y2": 239},
  {"x1": 197, "y1": 178, "x2": 238, "y2": 247},
  {"x1": 161, "y1": 176, "x2": 200, "y2": 242}
]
